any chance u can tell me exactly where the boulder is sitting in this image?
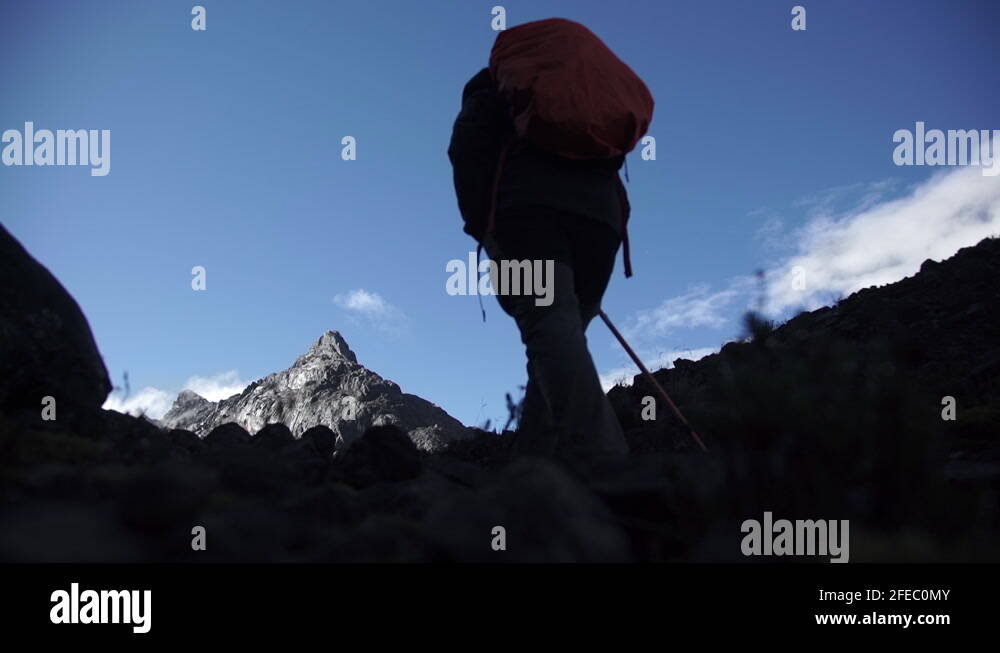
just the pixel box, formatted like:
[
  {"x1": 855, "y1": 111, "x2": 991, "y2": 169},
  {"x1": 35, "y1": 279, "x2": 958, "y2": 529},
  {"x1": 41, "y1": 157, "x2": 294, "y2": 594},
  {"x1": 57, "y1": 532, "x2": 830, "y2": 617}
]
[
  {"x1": 253, "y1": 423, "x2": 294, "y2": 450},
  {"x1": 167, "y1": 428, "x2": 202, "y2": 452},
  {"x1": 422, "y1": 458, "x2": 632, "y2": 562},
  {"x1": 0, "y1": 224, "x2": 111, "y2": 415},
  {"x1": 300, "y1": 424, "x2": 336, "y2": 458},
  {"x1": 205, "y1": 422, "x2": 251, "y2": 448},
  {"x1": 337, "y1": 424, "x2": 422, "y2": 487}
]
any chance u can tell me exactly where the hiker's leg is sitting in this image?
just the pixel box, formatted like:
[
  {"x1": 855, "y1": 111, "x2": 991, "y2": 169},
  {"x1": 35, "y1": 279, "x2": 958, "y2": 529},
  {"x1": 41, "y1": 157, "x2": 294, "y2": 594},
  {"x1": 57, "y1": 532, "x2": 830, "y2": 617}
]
[
  {"x1": 565, "y1": 216, "x2": 628, "y2": 453},
  {"x1": 569, "y1": 216, "x2": 619, "y2": 329},
  {"x1": 485, "y1": 214, "x2": 627, "y2": 454},
  {"x1": 516, "y1": 259, "x2": 627, "y2": 454},
  {"x1": 482, "y1": 215, "x2": 566, "y2": 449},
  {"x1": 513, "y1": 360, "x2": 546, "y2": 433}
]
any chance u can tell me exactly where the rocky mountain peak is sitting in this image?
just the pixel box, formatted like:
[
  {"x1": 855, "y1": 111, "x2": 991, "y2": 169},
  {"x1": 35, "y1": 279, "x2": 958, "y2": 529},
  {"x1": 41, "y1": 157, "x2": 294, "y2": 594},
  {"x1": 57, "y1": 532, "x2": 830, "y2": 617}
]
[
  {"x1": 175, "y1": 389, "x2": 210, "y2": 404},
  {"x1": 302, "y1": 330, "x2": 358, "y2": 365},
  {"x1": 161, "y1": 330, "x2": 468, "y2": 451}
]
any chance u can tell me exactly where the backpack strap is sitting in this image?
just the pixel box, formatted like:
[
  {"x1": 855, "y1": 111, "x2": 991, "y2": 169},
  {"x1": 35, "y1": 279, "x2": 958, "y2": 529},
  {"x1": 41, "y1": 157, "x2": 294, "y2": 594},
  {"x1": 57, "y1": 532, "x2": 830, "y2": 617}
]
[
  {"x1": 615, "y1": 174, "x2": 633, "y2": 278},
  {"x1": 476, "y1": 242, "x2": 487, "y2": 322},
  {"x1": 476, "y1": 136, "x2": 515, "y2": 323}
]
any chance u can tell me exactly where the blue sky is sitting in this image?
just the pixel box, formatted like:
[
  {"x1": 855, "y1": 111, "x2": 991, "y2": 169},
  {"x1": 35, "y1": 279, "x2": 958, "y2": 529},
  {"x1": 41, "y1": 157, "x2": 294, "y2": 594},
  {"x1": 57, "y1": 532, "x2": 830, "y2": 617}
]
[{"x1": 2, "y1": 0, "x2": 998, "y2": 428}]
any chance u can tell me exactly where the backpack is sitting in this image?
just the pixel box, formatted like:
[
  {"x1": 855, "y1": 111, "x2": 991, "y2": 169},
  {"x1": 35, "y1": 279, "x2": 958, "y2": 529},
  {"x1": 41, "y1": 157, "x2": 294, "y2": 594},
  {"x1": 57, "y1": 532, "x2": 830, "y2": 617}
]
[
  {"x1": 489, "y1": 18, "x2": 654, "y2": 160},
  {"x1": 482, "y1": 18, "x2": 654, "y2": 278}
]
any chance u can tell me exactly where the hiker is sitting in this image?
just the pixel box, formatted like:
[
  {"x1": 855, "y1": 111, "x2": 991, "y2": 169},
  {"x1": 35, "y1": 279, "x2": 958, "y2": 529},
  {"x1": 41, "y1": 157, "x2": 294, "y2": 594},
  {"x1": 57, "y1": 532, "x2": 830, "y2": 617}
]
[{"x1": 447, "y1": 18, "x2": 653, "y2": 456}]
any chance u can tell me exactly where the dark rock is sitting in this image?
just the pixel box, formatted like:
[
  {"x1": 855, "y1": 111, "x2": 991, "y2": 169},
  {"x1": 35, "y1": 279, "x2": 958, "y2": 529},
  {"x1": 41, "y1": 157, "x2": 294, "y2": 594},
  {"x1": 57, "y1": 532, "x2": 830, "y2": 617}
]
[
  {"x1": 111, "y1": 462, "x2": 215, "y2": 536},
  {"x1": 440, "y1": 428, "x2": 516, "y2": 468},
  {"x1": 423, "y1": 455, "x2": 487, "y2": 489},
  {"x1": 167, "y1": 428, "x2": 202, "y2": 452},
  {"x1": 282, "y1": 484, "x2": 364, "y2": 526},
  {"x1": 0, "y1": 502, "x2": 147, "y2": 562},
  {"x1": 358, "y1": 473, "x2": 467, "y2": 522},
  {"x1": 215, "y1": 447, "x2": 294, "y2": 496},
  {"x1": 319, "y1": 516, "x2": 427, "y2": 563},
  {"x1": 253, "y1": 423, "x2": 294, "y2": 450},
  {"x1": 20, "y1": 463, "x2": 87, "y2": 499},
  {"x1": 301, "y1": 424, "x2": 335, "y2": 457},
  {"x1": 422, "y1": 458, "x2": 632, "y2": 562},
  {"x1": 0, "y1": 223, "x2": 111, "y2": 415},
  {"x1": 337, "y1": 424, "x2": 422, "y2": 487},
  {"x1": 205, "y1": 422, "x2": 251, "y2": 447},
  {"x1": 191, "y1": 507, "x2": 300, "y2": 562}
]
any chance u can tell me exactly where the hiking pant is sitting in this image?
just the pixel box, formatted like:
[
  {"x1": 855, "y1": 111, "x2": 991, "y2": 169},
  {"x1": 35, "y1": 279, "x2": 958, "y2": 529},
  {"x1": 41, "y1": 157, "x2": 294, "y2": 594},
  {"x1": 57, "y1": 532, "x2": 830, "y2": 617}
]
[{"x1": 482, "y1": 212, "x2": 628, "y2": 456}]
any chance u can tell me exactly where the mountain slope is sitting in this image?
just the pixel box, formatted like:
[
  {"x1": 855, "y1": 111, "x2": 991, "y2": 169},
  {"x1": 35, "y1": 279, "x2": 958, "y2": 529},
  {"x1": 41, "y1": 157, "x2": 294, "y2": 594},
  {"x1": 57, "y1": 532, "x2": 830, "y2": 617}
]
[{"x1": 609, "y1": 236, "x2": 1000, "y2": 466}]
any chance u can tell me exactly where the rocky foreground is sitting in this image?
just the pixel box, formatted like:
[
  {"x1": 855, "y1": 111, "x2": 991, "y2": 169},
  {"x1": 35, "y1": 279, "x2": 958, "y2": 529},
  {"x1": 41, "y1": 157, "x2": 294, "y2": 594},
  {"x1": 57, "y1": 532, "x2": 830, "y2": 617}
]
[{"x1": 1, "y1": 223, "x2": 998, "y2": 562}]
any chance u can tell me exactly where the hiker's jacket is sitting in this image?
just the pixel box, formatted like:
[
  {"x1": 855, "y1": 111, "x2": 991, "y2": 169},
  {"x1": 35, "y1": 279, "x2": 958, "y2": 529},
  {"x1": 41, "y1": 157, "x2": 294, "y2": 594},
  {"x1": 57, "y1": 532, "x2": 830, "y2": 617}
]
[{"x1": 448, "y1": 68, "x2": 629, "y2": 244}]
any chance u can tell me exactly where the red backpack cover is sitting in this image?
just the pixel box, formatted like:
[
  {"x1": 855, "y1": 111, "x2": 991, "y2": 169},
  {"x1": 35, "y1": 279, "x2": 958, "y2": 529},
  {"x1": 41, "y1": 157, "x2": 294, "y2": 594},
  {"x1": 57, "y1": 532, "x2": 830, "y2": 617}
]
[{"x1": 488, "y1": 18, "x2": 654, "y2": 160}]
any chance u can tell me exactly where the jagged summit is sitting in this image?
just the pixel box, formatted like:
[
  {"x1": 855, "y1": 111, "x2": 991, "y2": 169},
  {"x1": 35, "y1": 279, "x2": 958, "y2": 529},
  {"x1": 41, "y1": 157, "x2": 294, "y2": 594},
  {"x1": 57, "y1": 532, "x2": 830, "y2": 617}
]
[
  {"x1": 176, "y1": 388, "x2": 209, "y2": 402},
  {"x1": 306, "y1": 330, "x2": 358, "y2": 364},
  {"x1": 160, "y1": 388, "x2": 216, "y2": 435},
  {"x1": 161, "y1": 330, "x2": 467, "y2": 451}
]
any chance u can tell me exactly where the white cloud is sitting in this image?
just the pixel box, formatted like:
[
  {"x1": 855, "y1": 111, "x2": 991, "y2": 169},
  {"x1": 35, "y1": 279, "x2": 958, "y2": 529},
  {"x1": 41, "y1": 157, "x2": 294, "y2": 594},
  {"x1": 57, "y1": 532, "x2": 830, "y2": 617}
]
[
  {"x1": 102, "y1": 370, "x2": 248, "y2": 419},
  {"x1": 334, "y1": 288, "x2": 389, "y2": 314},
  {"x1": 333, "y1": 288, "x2": 407, "y2": 332},
  {"x1": 183, "y1": 370, "x2": 247, "y2": 402},
  {"x1": 764, "y1": 165, "x2": 1000, "y2": 314},
  {"x1": 102, "y1": 386, "x2": 174, "y2": 419}
]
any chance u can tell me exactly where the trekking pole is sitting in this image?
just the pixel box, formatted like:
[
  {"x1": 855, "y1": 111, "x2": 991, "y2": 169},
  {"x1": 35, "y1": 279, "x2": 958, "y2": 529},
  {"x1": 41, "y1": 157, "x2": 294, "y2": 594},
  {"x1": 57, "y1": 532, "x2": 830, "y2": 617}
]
[{"x1": 599, "y1": 309, "x2": 708, "y2": 453}]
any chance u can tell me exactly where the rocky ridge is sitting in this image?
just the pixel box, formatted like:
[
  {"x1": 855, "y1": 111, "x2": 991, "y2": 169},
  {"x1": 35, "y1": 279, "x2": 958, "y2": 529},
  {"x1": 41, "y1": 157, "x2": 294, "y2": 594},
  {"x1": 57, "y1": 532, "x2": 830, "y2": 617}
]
[{"x1": 160, "y1": 331, "x2": 469, "y2": 452}]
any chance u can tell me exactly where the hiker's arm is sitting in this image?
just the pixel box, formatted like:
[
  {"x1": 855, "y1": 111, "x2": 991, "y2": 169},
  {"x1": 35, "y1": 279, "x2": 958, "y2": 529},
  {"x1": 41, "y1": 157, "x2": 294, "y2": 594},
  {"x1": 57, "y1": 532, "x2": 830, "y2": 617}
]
[{"x1": 447, "y1": 68, "x2": 508, "y2": 240}]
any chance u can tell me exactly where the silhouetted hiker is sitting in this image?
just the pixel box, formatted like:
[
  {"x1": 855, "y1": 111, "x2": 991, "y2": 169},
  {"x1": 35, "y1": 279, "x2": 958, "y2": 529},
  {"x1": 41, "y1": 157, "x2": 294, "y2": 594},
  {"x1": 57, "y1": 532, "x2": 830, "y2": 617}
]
[{"x1": 448, "y1": 19, "x2": 653, "y2": 456}]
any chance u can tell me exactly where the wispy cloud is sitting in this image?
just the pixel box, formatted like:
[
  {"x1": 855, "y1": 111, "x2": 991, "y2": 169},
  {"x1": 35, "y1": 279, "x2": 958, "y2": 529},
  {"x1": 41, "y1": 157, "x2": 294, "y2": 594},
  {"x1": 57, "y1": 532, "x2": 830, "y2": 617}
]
[
  {"x1": 102, "y1": 386, "x2": 174, "y2": 419},
  {"x1": 623, "y1": 280, "x2": 753, "y2": 341},
  {"x1": 102, "y1": 370, "x2": 249, "y2": 419},
  {"x1": 791, "y1": 179, "x2": 899, "y2": 217},
  {"x1": 183, "y1": 370, "x2": 247, "y2": 402},
  {"x1": 764, "y1": 165, "x2": 1000, "y2": 314},
  {"x1": 333, "y1": 288, "x2": 407, "y2": 333}
]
